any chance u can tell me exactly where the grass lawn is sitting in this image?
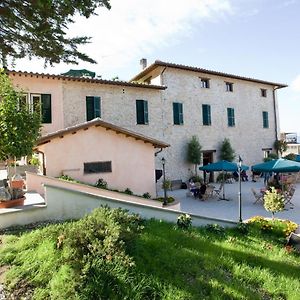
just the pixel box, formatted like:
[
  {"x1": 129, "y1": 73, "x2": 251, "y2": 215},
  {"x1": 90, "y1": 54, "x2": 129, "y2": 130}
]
[{"x1": 0, "y1": 209, "x2": 299, "y2": 299}]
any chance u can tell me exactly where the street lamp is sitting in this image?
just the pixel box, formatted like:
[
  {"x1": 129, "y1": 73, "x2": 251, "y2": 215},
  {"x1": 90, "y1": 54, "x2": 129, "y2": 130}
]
[
  {"x1": 238, "y1": 156, "x2": 242, "y2": 223},
  {"x1": 161, "y1": 157, "x2": 168, "y2": 206}
]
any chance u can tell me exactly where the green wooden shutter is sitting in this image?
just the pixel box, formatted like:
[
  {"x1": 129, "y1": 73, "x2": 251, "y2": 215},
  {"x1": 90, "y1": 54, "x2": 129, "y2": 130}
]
[
  {"x1": 263, "y1": 111, "x2": 269, "y2": 128},
  {"x1": 143, "y1": 100, "x2": 149, "y2": 124},
  {"x1": 227, "y1": 108, "x2": 235, "y2": 127},
  {"x1": 179, "y1": 103, "x2": 183, "y2": 124},
  {"x1": 173, "y1": 103, "x2": 179, "y2": 125},
  {"x1": 202, "y1": 104, "x2": 211, "y2": 125},
  {"x1": 86, "y1": 96, "x2": 94, "y2": 121},
  {"x1": 94, "y1": 96, "x2": 101, "y2": 118},
  {"x1": 136, "y1": 100, "x2": 144, "y2": 124},
  {"x1": 41, "y1": 94, "x2": 52, "y2": 123}
]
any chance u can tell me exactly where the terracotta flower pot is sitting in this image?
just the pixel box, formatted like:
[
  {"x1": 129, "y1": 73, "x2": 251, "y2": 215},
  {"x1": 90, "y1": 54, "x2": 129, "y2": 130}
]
[
  {"x1": 10, "y1": 179, "x2": 24, "y2": 189},
  {"x1": 0, "y1": 197, "x2": 25, "y2": 208}
]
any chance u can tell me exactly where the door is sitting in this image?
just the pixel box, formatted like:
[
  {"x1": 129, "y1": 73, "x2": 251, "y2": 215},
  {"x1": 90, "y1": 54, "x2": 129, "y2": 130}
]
[{"x1": 202, "y1": 151, "x2": 214, "y2": 182}]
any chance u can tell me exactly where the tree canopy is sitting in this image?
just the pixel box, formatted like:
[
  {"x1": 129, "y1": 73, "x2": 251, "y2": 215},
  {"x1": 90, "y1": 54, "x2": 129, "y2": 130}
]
[
  {"x1": 220, "y1": 138, "x2": 235, "y2": 162},
  {"x1": 0, "y1": 69, "x2": 41, "y2": 162},
  {"x1": 0, "y1": 0, "x2": 111, "y2": 67},
  {"x1": 187, "y1": 135, "x2": 202, "y2": 174}
]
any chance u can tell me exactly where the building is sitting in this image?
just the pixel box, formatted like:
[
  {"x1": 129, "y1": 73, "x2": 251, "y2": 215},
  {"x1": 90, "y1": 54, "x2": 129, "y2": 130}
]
[
  {"x1": 281, "y1": 132, "x2": 300, "y2": 157},
  {"x1": 35, "y1": 118, "x2": 169, "y2": 197},
  {"x1": 9, "y1": 60, "x2": 287, "y2": 181}
]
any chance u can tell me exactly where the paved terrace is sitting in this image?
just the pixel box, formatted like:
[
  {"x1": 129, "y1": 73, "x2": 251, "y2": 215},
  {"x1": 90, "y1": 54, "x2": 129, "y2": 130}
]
[{"x1": 159, "y1": 179, "x2": 300, "y2": 225}]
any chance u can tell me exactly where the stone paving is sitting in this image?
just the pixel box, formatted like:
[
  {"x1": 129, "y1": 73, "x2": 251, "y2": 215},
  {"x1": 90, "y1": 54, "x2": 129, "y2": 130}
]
[{"x1": 160, "y1": 179, "x2": 300, "y2": 225}]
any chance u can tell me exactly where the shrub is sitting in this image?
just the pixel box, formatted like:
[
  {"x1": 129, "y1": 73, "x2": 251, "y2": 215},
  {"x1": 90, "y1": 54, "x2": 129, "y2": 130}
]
[
  {"x1": 124, "y1": 188, "x2": 133, "y2": 195},
  {"x1": 263, "y1": 152, "x2": 278, "y2": 162},
  {"x1": 205, "y1": 223, "x2": 225, "y2": 235},
  {"x1": 177, "y1": 214, "x2": 192, "y2": 230},
  {"x1": 154, "y1": 196, "x2": 175, "y2": 204},
  {"x1": 28, "y1": 156, "x2": 40, "y2": 166},
  {"x1": 162, "y1": 179, "x2": 171, "y2": 190},
  {"x1": 236, "y1": 222, "x2": 249, "y2": 234},
  {"x1": 220, "y1": 138, "x2": 235, "y2": 161},
  {"x1": 189, "y1": 175, "x2": 203, "y2": 183},
  {"x1": 142, "y1": 192, "x2": 151, "y2": 199},
  {"x1": 264, "y1": 187, "x2": 285, "y2": 219},
  {"x1": 59, "y1": 174, "x2": 76, "y2": 182},
  {"x1": 95, "y1": 178, "x2": 108, "y2": 189}
]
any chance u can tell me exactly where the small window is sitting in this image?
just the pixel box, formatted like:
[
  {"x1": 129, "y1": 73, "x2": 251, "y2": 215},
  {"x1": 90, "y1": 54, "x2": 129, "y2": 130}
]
[
  {"x1": 136, "y1": 100, "x2": 149, "y2": 124},
  {"x1": 86, "y1": 96, "x2": 101, "y2": 121},
  {"x1": 173, "y1": 102, "x2": 184, "y2": 125},
  {"x1": 200, "y1": 78, "x2": 210, "y2": 88},
  {"x1": 227, "y1": 108, "x2": 235, "y2": 127},
  {"x1": 84, "y1": 161, "x2": 112, "y2": 174},
  {"x1": 261, "y1": 89, "x2": 267, "y2": 97},
  {"x1": 202, "y1": 104, "x2": 211, "y2": 126},
  {"x1": 225, "y1": 82, "x2": 233, "y2": 92},
  {"x1": 262, "y1": 111, "x2": 269, "y2": 128}
]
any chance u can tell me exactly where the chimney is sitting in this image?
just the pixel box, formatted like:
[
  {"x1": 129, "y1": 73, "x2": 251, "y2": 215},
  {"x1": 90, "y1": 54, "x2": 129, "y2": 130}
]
[{"x1": 140, "y1": 58, "x2": 147, "y2": 70}]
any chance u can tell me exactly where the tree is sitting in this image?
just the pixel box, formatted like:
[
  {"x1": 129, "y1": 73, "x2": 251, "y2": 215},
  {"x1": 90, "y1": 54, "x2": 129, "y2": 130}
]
[
  {"x1": 274, "y1": 139, "x2": 287, "y2": 157},
  {"x1": 0, "y1": 0, "x2": 111, "y2": 67},
  {"x1": 0, "y1": 69, "x2": 41, "y2": 177},
  {"x1": 187, "y1": 136, "x2": 202, "y2": 175},
  {"x1": 220, "y1": 138, "x2": 235, "y2": 161},
  {"x1": 264, "y1": 187, "x2": 285, "y2": 219}
]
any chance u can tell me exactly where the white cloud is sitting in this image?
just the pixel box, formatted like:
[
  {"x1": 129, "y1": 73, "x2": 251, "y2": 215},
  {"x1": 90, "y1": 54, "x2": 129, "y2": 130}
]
[
  {"x1": 12, "y1": 0, "x2": 232, "y2": 78},
  {"x1": 291, "y1": 75, "x2": 300, "y2": 92}
]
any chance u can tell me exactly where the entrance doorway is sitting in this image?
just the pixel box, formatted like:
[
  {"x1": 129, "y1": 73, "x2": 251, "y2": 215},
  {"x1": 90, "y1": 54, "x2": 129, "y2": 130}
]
[{"x1": 202, "y1": 151, "x2": 214, "y2": 182}]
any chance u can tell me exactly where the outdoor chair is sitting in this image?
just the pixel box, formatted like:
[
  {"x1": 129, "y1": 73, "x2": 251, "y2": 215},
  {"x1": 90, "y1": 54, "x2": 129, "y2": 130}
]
[
  {"x1": 202, "y1": 185, "x2": 214, "y2": 201},
  {"x1": 213, "y1": 182, "x2": 224, "y2": 197},
  {"x1": 284, "y1": 187, "x2": 295, "y2": 207},
  {"x1": 251, "y1": 188, "x2": 263, "y2": 204}
]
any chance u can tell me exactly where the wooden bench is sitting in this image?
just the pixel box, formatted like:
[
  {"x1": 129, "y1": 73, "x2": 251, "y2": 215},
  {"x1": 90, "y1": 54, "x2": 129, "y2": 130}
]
[{"x1": 170, "y1": 179, "x2": 182, "y2": 191}]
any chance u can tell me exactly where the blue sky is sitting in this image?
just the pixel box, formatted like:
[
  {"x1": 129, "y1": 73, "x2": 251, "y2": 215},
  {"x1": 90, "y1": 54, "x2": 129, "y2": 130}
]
[{"x1": 13, "y1": 0, "x2": 300, "y2": 134}]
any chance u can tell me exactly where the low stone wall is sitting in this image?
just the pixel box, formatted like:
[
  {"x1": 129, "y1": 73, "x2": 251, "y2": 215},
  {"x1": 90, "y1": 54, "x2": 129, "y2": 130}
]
[{"x1": 0, "y1": 182, "x2": 236, "y2": 229}]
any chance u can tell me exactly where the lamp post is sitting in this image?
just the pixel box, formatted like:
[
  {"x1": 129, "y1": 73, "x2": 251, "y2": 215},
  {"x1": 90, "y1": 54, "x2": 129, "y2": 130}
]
[
  {"x1": 161, "y1": 157, "x2": 168, "y2": 206},
  {"x1": 238, "y1": 156, "x2": 242, "y2": 223}
]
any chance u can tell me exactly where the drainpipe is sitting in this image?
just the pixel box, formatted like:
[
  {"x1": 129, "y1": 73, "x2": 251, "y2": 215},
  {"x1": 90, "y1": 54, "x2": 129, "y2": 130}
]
[
  {"x1": 273, "y1": 87, "x2": 280, "y2": 155},
  {"x1": 155, "y1": 148, "x2": 163, "y2": 156}
]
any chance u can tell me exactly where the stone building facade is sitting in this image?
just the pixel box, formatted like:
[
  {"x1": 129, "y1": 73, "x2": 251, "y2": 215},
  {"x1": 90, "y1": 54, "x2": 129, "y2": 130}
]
[{"x1": 9, "y1": 60, "x2": 287, "y2": 181}]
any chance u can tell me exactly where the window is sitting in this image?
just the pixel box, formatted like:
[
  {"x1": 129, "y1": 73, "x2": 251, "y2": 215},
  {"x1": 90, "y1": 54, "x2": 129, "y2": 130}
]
[
  {"x1": 86, "y1": 96, "x2": 101, "y2": 121},
  {"x1": 200, "y1": 78, "x2": 210, "y2": 88},
  {"x1": 261, "y1": 89, "x2": 267, "y2": 97},
  {"x1": 84, "y1": 161, "x2": 112, "y2": 174},
  {"x1": 225, "y1": 82, "x2": 233, "y2": 92},
  {"x1": 227, "y1": 108, "x2": 235, "y2": 127},
  {"x1": 262, "y1": 111, "x2": 269, "y2": 128},
  {"x1": 136, "y1": 100, "x2": 148, "y2": 124},
  {"x1": 20, "y1": 93, "x2": 52, "y2": 123},
  {"x1": 173, "y1": 102, "x2": 183, "y2": 125},
  {"x1": 202, "y1": 104, "x2": 211, "y2": 126}
]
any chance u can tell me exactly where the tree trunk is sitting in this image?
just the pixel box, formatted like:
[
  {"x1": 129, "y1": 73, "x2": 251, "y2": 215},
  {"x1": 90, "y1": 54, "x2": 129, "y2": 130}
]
[{"x1": 194, "y1": 164, "x2": 197, "y2": 175}]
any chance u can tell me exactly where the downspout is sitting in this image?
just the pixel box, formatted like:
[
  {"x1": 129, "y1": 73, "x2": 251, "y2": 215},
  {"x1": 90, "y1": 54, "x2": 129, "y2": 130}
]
[
  {"x1": 272, "y1": 87, "x2": 280, "y2": 155},
  {"x1": 155, "y1": 148, "x2": 163, "y2": 156}
]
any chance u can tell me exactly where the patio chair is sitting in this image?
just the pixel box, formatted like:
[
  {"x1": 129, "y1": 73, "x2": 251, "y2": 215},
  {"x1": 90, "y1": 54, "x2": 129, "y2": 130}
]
[
  {"x1": 213, "y1": 182, "x2": 224, "y2": 197},
  {"x1": 251, "y1": 188, "x2": 263, "y2": 204},
  {"x1": 202, "y1": 185, "x2": 214, "y2": 201},
  {"x1": 284, "y1": 187, "x2": 295, "y2": 207}
]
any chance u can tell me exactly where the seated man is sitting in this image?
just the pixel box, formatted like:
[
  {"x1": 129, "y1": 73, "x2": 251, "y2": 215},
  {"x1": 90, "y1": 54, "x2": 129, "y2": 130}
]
[
  {"x1": 232, "y1": 171, "x2": 239, "y2": 181},
  {"x1": 241, "y1": 170, "x2": 248, "y2": 181}
]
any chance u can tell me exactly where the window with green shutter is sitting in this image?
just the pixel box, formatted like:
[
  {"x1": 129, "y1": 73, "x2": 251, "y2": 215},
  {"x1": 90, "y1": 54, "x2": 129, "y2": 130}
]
[
  {"x1": 202, "y1": 104, "x2": 211, "y2": 125},
  {"x1": 227, "y1": 108, "x2": 235, "y2": 127},
  {"x1": 173, "y1": 102, "x2": 183, "y2": 125},
  {"x1": 41, "y1": 94, "x2": 52, "y2": 123},
  {"x1": 86, "y1": 96, "x2": 101, "y2": 121},
  {"x1": 136, "y1": 100, "x2": 149, "y2": 124},
  {"x1": 263, "y1": 111, "x2": 269, "y2": 128}
]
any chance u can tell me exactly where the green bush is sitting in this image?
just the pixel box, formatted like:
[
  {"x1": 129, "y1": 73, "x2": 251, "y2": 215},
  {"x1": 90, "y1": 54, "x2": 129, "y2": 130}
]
[
  {"x1": 124, "y1": 188, "x2": 133, "y2": 195},
  {"x1": 177, "y1": 214, "x2": 192, "y2": 230},
  {"x1": 189, "y1": 175, "x2": 203, "y2": 183},
  {"x1": 142, "y1": 192, "x2": 151, "y2": 199},
  {"x1": 264, "y1": 187, "x2": 285, "y2": 219},
  {"x1": 205, "y1": 223, "x2": 225, "y2": 235},
  {"x1": 154, "y1": 196, "x2": 175, "y2": 204},
  {"x1": 59, "y1": 174, "x2": 77, "y2": 182},
  {"x1": 0, "y1": 207, "x2": 144, "y2": 299},
  {"x1": 94, "y1": 178, "x2": 108, "y2": 189}
]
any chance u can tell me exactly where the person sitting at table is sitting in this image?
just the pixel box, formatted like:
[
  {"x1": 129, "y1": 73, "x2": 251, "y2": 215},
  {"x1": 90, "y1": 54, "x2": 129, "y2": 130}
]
[
  {"x1": 241, "y1": 170, "x2": 248, "y2": 181},
  {"x1": 189, "y1": 179, "x2": 199, "y2": 198},
  {"x1": 232, "y1": 171, "x2": 239, "y2": 181}
]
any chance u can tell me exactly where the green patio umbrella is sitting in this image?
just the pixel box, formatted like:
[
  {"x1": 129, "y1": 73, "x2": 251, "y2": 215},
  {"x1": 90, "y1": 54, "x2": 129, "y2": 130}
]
[
  {"x1": 199, "y1": 160, "x2": 249, "y2": 200},
  {"x1": 251, "y1": 159, "x2": 300, "y2": 173}
]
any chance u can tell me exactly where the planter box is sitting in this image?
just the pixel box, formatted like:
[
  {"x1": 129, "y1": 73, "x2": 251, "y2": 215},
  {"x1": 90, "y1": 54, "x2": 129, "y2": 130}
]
[{"x1": 0, "y1": 197, "x2": 25, "y2": 208}]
